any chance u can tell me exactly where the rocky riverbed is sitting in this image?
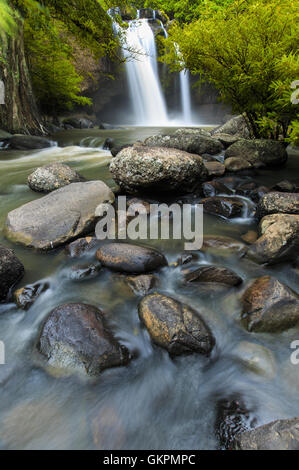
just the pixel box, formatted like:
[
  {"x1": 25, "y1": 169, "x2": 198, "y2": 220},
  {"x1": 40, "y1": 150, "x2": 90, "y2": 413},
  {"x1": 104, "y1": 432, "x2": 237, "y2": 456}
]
[{"x1": 0, "y1": 122, "x2": 299, "y2": 450}]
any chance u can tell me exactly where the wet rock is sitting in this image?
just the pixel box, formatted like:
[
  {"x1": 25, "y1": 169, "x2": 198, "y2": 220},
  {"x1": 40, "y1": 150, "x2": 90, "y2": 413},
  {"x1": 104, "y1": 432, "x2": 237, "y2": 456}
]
[
  {"x1": 0, "y1": 244, "x2": 24, "y2": 302},
  {"x1": 215, "y1": 397, "x2": 255, "y2": 449},
  {"x1": 38, "y1": 303, "x2": 130, "y2": 376},
  {"x1": 241, "y1": 275, "x2": 299, "y2": 332},
  {"x1": 234, "y1": 341, "x2": 276, "y2": 379},
  {"x1": 241, "y1": 230, "x2": 258, "y2": 244},
  {"x1": 65, "y1": 236, "x2": 100, "y2": 258},
  {"x1": 204, "y1": 161, "x2": 225, "y2": 177},
  {"x1": 62, "y1": 117, "x2": 94, "y2": 129},
  {"x1": 138, "y1": 294, "x2": 215, "y2": 356},
  {"x1": 257, "y1": 192, "x2": 299, "y2": 219},
  {"x1": 201, "y1": 197, "x2": 243, "y2": 218},
  {"x1": 110, "y1": 145, "x2": 208, "y2": 194},
  {"x1": 233, "y1": 418, "x2": 299, "y2": 450},
  {"x1": 211, "y1": 115, "x2": 250, "y2": 139},
  {"x1": 5, "y1": 181, "x2": 114, "y2": 250},
  {"x1": 144, "y1": 133, "x2": 223, "y2": 156},
  {"x1": 271, "y1": 180, "x2": 299, "y2": 193},
  {"x1": 247, "y1": 214, "x2": 299, "y2": 264},
  {"x1": 224, "y1": 157, "x2": 253, "y2": 172},
  {"x1": 126, "y1": 274, "x2": 156, "y2": 295},
  {"x1": 184, "y1": 265, "x2": 242, "y2": 287},
  {"x1": 201, "y1": 180, "x2": 233, "y2": 198},
  {"x1": 177, "y1": 253, "x2": 199, "y2": 266},
  {"x1": 28, "y1": 163, "x2": 84, "y2": 193},
  {"x1": 14, "y1": 282, "x2": 49, "y2": 310},
  {"x1": 66, "y1": 262, "x2": 102, "y2": 281},
  {"x1": 103, "y1": 138, "x2": 115, "y2": 150},
  {"x1": 201, "y1": 236, "x2": 247, "y2": 256},
  {"x1": 110, "y1": 144, "x2": 132, "y2": 157},
  {"x1": 96, "y1": 243, "x2": 167, "y2": 274},
  {"x1": 1, "y1": 135, "x2": 56, "y2": 150},
  {"x1": 250, "y1": 185, "x2": 270, "y2": 203},
  {"x1": 225, "y1": 139, "x2": 288, "y2": 168}
]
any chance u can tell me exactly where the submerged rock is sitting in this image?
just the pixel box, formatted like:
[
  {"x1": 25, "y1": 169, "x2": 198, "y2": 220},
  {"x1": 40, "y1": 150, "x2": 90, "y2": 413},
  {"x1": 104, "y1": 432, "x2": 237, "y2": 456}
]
[
  {"x1": 247, "y1": 214, "x2": 299, "y2": 264},
  {"x1": 144, "y1": 133, "x2": 223, "y2": 156},
  {"x1": 109, "y1": 145, "x2": 207, "y2": 194},
  {"x1": 233, "y1": 418, "x2": 299, "y2": 450},
  {"x1": 38, "y1": 303, "x2": 130, "y2": 376},
  {"x1": 1, "y1": 135, "x2": 56, "y2": 150},
  {"x1": 28, "y1": 163, "x2": 84, "y2": 193},
  {"x1": 65, "y1": 261, "x2": 102, "y2": 281},
  {"x1": 201, "y1": 196, "x2": 243, "y2": 219},
  {"x1": 257, "y1": 192, "x2": 299, "y2": 219},
  {"x1": 234, "y1": 341, "x2": 276, "y2": 380},
  {"x1": 14, "y1": 282, "x2": 49, "y2": 310},
  {"x1": 138, "y1": 294, "x2": 215, "y2": 356},
  {"x1": 0, "y1": 244, "x2": 24, "y2": 302},
  {"x1": 65, "y1": 236, "x2": 100, "y2": 258},
  {"x1": 271, "y1": 180, "x2": 299, "y2": 193},
  {"x1": 96, "y1": 243, "x2": 167, "y2": 273},
  {"x1": 201, "y1": 236, "x2": 247, "y2": 256},
  {"x1": 184, "y1": 265, "x2": 242, "y2": 287},
  {"x1": 5, "y1": 181, "x2": 114, "y2": 250},
  {"x1": 225, "y1": 139, "x2": 288, "y2": 168},
  {"x1": 201, "y1": 180, "x2": 233, "y2": 198},
  {"x1": 241, "y1": 276, "x2": 299, "y2": 333}
]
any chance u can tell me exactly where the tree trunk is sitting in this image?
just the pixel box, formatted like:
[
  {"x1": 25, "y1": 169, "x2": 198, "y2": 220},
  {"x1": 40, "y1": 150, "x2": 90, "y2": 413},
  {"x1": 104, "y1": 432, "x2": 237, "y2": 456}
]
[{"x1": 0, "y1": 23, "x2": 45, "y2": 135}]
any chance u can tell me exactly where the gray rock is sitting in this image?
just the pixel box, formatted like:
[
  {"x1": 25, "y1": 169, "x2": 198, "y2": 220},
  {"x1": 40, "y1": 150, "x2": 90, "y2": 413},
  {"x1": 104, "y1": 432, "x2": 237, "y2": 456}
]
[
  {"x1": 247, "y1": 214, "x2": 299, "y2": 264},
  {"x1": 126, "y1": 274, "x2": 156, "y2": 295},
  {"x1": 0, "y1": 244, "x2": 24, "y2": 302},
  {"x1": 38, "y1": 303, "x2": 130, "y2": 376},
  {"x1": 144, "y1": 133, "x2": 223, "y2": 156},
  {"x1": 109, "y1": 145, "x2": 208, "y2": 194},
  {"x1": 14, "y1": 282, "x2": 49, "y2": 310},
  {"x1": 257, "y1": 192, "x2": 299, "y2": 219},
  {"x1": 96, "y1": 243, "x2": 167, "y2": 273},
  {"x1": 138, "y1": 293, "x2": 215, "y2": 355},
  {"x1": 241, "y1": 275, "x2": 299, "y2": 332},
  {"x1": 5, "y1": 181, "x2": 114, "y2": 250},
  {"x1": 224, "y1": 157, "x2": 253, "y2": 172},
  {"x1": 225, "y1": 139, "x2": 288, "y2": 168},
  {"x1": 2, "y1": 135, "x2": 56, "y2": 150},
  {"x1": 28, "y1": 163, "x2": 84, "y2": 193},
  {"x1": 233, "y1": 418, "x2": 299, "y2": 450}
]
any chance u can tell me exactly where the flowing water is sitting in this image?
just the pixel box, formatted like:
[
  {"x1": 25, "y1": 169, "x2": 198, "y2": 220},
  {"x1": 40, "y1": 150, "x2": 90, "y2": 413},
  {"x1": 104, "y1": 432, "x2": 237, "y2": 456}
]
[{"x1": 0, "y1": 127, "x2": 299, "y2": 450}]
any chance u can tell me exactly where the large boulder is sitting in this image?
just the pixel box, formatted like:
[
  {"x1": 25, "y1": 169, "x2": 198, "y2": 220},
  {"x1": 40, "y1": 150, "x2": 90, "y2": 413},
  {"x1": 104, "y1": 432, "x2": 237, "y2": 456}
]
[
  {"x1": 5, "y1": 181, "x2": 114, "y2": 250},
  {"x1": 247, "y1": 214, "x2": 299, "y2": 264},
  {"x1": 225, "y1": 139, "x2": 288, "y2": 168},
  {"x1": 0, "y1": 244, "x2": 24, "y2": 302},
  {"x1": 28, "y1": 163, "x2": 84, "y2": 193},
  {"x1": 1, "y1": 135, "x2": 56, "y2": 150},
  {"x1": 241, "y1": 276, "x2": 299, "y2": 332},
  {"x1": 211, "y1": 115, "x2": 250, "y2": 139},
  {"x1": 109, "y1": 145, "x2": 208, "y2": 194},
  {"x1": 144, "y1": 133, "x2": 223, "y2": 156},
  {"x1": 38, "y1": 303, "x2": 130, "y2": 376},
  {"x1": 233, "y1": 418, "x2": 299, "y2": 450},
  {"x1": 138, "y1": 294, "x2": 215, "y2": 356},
  {"x1": 96, "y1": 243, "x2": 167, "y2": 273},
  {"x1": 257, "y1": 192, "x2": 299, "y2": 219}
]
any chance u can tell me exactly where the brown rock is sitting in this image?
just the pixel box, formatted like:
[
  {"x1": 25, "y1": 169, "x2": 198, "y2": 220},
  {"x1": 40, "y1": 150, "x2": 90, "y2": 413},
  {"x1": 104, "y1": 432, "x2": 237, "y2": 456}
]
[
  {"x1": 184, "y1": 265, "x2": 242, "y2": 287},
  {"x1": 257, "y1": 192, "x2": 299, "y2": 219},
  {"x1": 204, "y1": 161, "x2": 225, "y2": 177},
  {"x1": 126, "y1": 274, "x2": 156, "y2": 295},
  {"x1": 201, "y1": 197, "x2": 243, "y2": 218}
]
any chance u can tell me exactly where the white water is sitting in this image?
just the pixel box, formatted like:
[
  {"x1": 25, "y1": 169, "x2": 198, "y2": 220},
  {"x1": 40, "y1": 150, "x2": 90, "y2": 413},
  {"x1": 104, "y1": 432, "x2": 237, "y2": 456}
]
[
  {"x1": 122, "y1": 19, "x2": 168, "y2": 126},
  {"x1": 180, "y1": 70, "x2": 192, "y2": 124}
]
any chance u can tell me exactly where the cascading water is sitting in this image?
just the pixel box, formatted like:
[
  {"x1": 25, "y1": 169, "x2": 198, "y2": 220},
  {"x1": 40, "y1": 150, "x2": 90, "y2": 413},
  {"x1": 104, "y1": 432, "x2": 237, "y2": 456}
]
[
  {"x1": 122, "y1": 19, "x2": 168, "y2": 126},
  {"x1": 180, "y1": 70, "x2": 192, "y2": 124}
]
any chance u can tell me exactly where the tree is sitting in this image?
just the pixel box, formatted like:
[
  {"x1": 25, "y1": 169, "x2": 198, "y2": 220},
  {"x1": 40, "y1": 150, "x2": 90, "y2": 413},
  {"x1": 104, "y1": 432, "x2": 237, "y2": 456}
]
[{"x1": 164, "y1": 0, "x2": 299, "y2": 140}]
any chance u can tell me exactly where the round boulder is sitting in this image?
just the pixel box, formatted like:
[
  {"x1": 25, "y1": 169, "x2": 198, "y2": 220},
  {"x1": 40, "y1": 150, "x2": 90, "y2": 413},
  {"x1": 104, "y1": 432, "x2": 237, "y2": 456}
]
[
  {"x1": 0, "y1": 244, "x2": 24, "y2": 302},
  {"x1": 38, "y1": 303, "x2": 130, "y2": 376},
  {"x1": 28, "y1": 163, "x2": 84, "y2": 193},
  {"x1": 96, "y1": 243, "x2": 167, "y2": 273},
  {"x1": 109, "y1": 145, "x2": 208, "y2": 194},
  {"x1": 138, "y1": 294, "x2": 215, "y2": 356}
]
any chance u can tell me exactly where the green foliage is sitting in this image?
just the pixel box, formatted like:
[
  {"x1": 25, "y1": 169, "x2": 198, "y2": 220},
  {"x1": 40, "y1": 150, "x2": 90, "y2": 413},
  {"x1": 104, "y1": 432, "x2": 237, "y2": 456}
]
[
  {"x1": 0, "y1": 0, "x2": 17, "y2": 37},
  {"x1": 164, "y1": 0, "x2": 299, "y2": 140}
]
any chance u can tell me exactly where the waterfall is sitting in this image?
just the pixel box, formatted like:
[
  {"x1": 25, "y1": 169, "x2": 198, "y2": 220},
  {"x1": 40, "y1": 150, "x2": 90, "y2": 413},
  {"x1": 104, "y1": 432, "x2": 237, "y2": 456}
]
[
  {"x1": 180, "y1": 70, "x2": 192, "y2": 124},
  {"x1": 122, "y1": 19, "x2": 168, "y2": 126}
]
